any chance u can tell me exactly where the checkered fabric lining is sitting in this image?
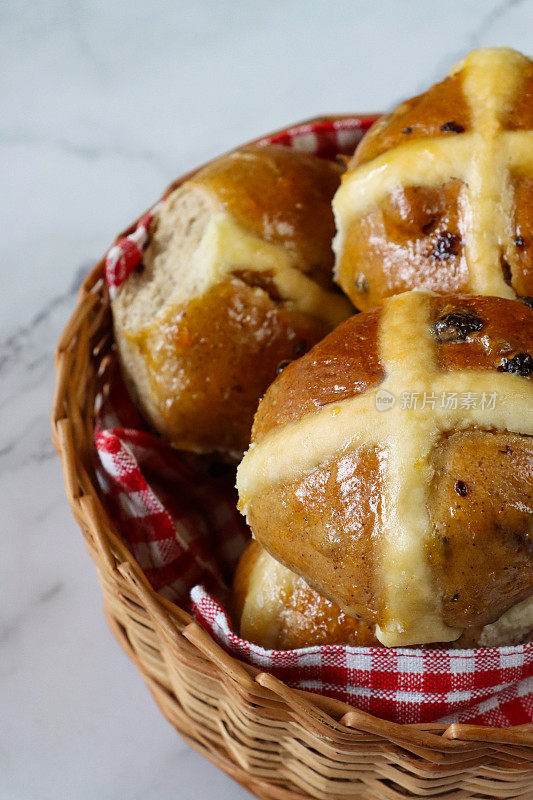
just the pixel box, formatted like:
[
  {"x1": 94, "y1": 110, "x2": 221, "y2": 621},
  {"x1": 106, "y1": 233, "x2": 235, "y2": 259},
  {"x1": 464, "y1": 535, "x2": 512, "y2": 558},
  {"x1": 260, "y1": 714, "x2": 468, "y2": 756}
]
[
  {"x1": 95, "y1": 362, "x2": 249, "y2": 602},
  {"x1": 96, "y1": 116, "x2": 533, "y2": 725},
  {"x1": 191, "y1": 586, "x2": 533, "y2": 726}
]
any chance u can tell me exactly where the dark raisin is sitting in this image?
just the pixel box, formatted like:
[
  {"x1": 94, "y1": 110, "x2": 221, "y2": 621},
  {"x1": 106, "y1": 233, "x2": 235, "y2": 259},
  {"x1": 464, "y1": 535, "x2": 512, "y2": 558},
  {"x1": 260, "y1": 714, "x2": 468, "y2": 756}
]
[
  {"x1": 402, "y1": 126, "x2": 413, "y2": 134},
  {"x1": 422, "y1": 218, "x2": 437, "y2": 235},
  {"x1": 434, "y1": 310, "x2": 484, "y2": 342},
  {"x1": 513, "y1": 531, "x2": 533, "y2": 554},
  {"x1": 432, "y1": 232, "x2": 461, "y2": 260},
  {"x1": 501, "y1": 257, "x2": 512, "y2": 285},
  {"x1": 452, "y1": 593, "x2": 459, "y2": 602},
  {"x1": 294, "y1": 340, "x2": 307, "y2": 356},
  {"x1": 440, "y1": 121, "x2": 465, "y2": 133},
  {"x1": 455, "y1": 480, "x2": 468, "y2": 497},
  {"x1": 276, "y1": 359, "x2": 292, "y2": 375},
  {"x1": 499, "y1": 353, "x2": 533, "y2": 376},
  {"x1": 515, "y1": 235, "x2": 525, "y2": 247},
  {"x1": 134, "y1": 260, "x2": 145, "y2": 274},
  {"x1": 519, "y1": 296, "x2": 533, "y2": 308}
]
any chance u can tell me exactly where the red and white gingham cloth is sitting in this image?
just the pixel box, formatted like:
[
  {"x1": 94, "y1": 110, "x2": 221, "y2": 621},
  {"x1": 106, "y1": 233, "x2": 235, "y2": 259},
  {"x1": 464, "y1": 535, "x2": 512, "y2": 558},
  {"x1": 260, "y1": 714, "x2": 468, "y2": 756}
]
[
  {"x1": 191, "y1": 586, "x2": 533, "y2": 726},
  {"x1": 105, "y1": 205, "x2": 162, "y2": 300},
  {"x1": 95, "y1": 363, "x2": 249, "y2": 601},
  {"x1": 95, "y1": 117, "x2": 533, "y2": 726}
]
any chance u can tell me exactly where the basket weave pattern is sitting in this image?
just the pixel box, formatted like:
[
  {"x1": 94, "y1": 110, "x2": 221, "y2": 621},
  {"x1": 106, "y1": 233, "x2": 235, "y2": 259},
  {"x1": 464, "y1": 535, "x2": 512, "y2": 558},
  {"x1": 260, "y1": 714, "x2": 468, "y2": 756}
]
[{"x1": 52, "y1": 118, "x2": 533, "y2": 799}]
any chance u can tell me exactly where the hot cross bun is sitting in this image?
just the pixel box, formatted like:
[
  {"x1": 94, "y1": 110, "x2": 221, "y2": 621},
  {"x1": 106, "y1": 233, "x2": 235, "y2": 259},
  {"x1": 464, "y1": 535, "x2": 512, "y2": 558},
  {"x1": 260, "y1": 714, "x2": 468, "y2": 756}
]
[
  {"x1": 334, "y1": 48, "x2": 533, "y2": 310},
  {"x1": 236, "y1": 291, "x2": 533, "y2": 647},
  {"x1": 231, "y1": 540, "x2": 378, "y2": 649},
  {"x1": 232, "y1": 541, "x2": 533, "y2": 650},
  {"x1": 112, "y1": 145, "x2": 351, "y2": 459}
]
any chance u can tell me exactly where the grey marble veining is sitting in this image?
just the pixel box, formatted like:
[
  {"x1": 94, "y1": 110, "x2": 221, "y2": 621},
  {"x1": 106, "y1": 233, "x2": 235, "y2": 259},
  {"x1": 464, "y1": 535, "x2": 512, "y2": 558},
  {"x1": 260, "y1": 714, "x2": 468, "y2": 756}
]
[{"x1": 1, "y1": 1, "x2": 532, "y2": 798}]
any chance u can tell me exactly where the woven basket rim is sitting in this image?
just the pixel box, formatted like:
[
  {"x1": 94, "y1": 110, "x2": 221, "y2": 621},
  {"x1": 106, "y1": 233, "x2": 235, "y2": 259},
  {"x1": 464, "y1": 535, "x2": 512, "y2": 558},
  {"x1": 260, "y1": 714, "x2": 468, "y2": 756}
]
[{"x1": 51, "y1": 114, "x2": 533, "y2": 758}]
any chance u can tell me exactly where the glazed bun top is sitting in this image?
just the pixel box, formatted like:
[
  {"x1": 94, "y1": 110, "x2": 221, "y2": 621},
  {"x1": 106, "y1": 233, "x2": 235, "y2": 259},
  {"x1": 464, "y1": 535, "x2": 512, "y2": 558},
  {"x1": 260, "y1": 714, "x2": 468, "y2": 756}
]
[
  {"x1": 233, "y1": 542, "x2": 533, "y2": 650},
  {"x1": 334, "y1": 48, "x2": 533, "y2": 310},
  {"x1": 111, "y1": 144, "x2": 352, "y2": 457},
  {"x1": 123, "y1": 144, "x2": 349, "y2": 336},
  {"x1": 185, "y1": 144, "x2": 343, "y2": 291},
  {"x1": 237, "y1": 291, "x2": 533, "y2": 647},
  {"x1": 232, "y1": 541, "x2": 378, "y2": 649}
]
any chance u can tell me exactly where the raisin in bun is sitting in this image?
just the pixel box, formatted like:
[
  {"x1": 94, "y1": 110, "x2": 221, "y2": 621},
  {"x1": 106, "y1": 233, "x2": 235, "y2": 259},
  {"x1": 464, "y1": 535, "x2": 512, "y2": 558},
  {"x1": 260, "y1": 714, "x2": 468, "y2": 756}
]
[
  {"x1": 232, "y1": 541, "x2": 378, "y2": 649},
  {"x1": 333, "y1": 48, "x2": 533, "y2": 310},
  {"x1": 232, "y1": 542, "x2": 533, "y2": 650},
  {"x1": 112, "y1": 145, "x2": 351, "y2": 459},
  {"x1": 237, "y1": 291, "x2": 533, "y2": 648}
]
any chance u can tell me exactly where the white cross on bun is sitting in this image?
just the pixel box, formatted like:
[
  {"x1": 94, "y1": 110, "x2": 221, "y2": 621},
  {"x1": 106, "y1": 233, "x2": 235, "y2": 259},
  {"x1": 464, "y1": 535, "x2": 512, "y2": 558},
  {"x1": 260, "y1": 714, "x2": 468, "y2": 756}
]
[
  {"x1": 334, "y1": 48, "x2": 533, "y2": 310},
  {"x1": 232, "y1": 541, "x2": 533, "y2": 650},
  {"x1": 112, "y1": 145, "x2": 351, "y2": 459},
  {"x1": 236, "y1": 290, "x2": 533, "y2": 648}
]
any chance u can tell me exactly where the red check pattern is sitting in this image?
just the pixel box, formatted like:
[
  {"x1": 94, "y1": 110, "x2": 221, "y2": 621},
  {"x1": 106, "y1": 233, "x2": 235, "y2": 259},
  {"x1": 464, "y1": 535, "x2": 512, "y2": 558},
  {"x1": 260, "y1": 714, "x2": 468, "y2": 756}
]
[
  {"x1": 95, "y1": 361, "x2": 250, "y2": 601},
  {"x1": 105, "y1": 204, "x2": 162, "y2": 299},
  {"x1": 95, "y1": 116, "x2": 533, "y2": 726},
  {"x1": 191, "y1": 585, "x2": 533, "y2": 726}
]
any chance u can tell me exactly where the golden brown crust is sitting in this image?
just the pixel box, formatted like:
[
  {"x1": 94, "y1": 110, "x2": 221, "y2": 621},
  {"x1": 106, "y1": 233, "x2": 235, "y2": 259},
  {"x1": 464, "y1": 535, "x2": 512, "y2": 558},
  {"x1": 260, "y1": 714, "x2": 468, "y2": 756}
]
[
  {"x1": 252, "y1": 308, "x2": 384, "y2": 441},
  {"x1": 511, "y1": 175, "x2": 533, "y2": 297},
  {"x1": 506, "y1": 61, "x2": 533, "y2": 129},
  {"x1": 254, "y1": 295, "x2": 533, "y2": 444},
  {"x1": 116, "y1": 144, "x2": 348, "y2": 457},
  {"x1": 428, "y1": 430, "x2": 533, "y2": 628},
  {"x1": 190, "y1": 145, "x2": 342, "y2": 290},
  {"x1": 247, "y1": 447, "x2": 385, "y2": 622},
  {"x1": 335, "y1": 180, "x2": 469, "y2": 310},
  {"x1": 231, "y1": 540, "x2": 258, "y2": 625},
  {"x1": 241, "y1": 293, "x2": 533, "y2": 640},
  {"x1": 232, "y1": 541, "x2": 378, "y2": 649},
  {"x1": 231, "y1": 542, "x2": 533, "y2": 649},
  {"x1": 335, "y1": 48, "x2": 533, "y2": 309},
  {"x1": 352, "y1": 71, "x2": 470, "y2": 168},
  {"x1": 127, "y1": 278, "x2": 329, "y2": 455},
  {"x1": 432, "y1": 294, "x2": 533, "y2": 371}
]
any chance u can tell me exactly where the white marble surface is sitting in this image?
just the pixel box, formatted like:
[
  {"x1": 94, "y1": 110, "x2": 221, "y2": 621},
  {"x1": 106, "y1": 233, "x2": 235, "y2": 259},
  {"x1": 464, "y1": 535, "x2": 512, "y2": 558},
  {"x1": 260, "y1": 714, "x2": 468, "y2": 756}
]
[{"x1": 1, "y1": 1, "x2": 532, "y2": 798}]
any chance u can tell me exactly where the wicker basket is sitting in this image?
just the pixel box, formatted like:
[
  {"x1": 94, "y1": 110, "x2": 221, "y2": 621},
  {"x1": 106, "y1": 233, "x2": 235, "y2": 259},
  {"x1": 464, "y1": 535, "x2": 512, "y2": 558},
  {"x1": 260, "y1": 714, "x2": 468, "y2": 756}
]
[{"x1": 52, "y1": 116, "x2": 533, "y2": 800}]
